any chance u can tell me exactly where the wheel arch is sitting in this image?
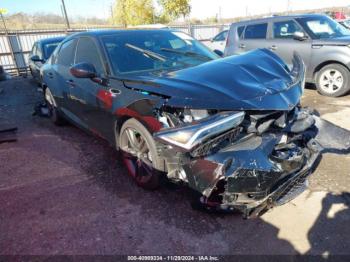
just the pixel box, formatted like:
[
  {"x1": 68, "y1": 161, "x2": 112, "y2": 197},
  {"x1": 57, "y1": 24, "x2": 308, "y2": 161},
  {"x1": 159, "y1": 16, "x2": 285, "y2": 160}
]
[
  {"x1": 113, "y1": 99, "x2": 163, "y2": 150},
  {"x1": 313, "y1": 60, "x2": 350, "y2": 79}
]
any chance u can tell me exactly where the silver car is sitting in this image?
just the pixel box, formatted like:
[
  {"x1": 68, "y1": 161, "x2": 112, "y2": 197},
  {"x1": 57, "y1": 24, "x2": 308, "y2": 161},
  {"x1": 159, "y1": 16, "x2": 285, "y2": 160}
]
[
  {"x1": 203, "y1": 30, "x2": 228, "y2": 54},
  {"x1": 224, "y1": 14, "x2": 350, "y2": 97}
]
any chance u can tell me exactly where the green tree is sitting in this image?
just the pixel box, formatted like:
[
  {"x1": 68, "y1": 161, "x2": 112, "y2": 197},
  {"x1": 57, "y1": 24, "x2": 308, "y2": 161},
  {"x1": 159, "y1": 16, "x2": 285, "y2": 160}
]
[
  {"x1": 159, "y1": 0, "x2": 191, "y2": 20},
  {"x1": 112, "y1": 0, "x2": 155, "y2": 26}
]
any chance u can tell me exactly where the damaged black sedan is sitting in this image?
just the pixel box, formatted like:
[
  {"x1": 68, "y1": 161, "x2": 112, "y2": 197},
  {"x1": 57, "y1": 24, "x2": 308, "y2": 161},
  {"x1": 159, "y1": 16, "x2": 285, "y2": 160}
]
[{"x1": 41, "y1": 29, "x2": 350, "y2": 218}]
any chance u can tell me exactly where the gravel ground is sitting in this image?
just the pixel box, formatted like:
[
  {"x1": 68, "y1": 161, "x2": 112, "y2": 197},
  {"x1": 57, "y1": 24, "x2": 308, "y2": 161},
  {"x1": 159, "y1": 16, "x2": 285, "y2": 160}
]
[{"x1": 0, "y1": 78, "x2": 349, "y2": 256}]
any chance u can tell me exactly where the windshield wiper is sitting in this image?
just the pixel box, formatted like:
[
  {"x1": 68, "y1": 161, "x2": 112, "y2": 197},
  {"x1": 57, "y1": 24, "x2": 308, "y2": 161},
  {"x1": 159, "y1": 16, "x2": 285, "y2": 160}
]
[
  {"x1": 125, "y1": 43, "x2": 167, "y2": 62},
  {"x1": 160, "y1": 48, "x2": 212, "y2": 61}
]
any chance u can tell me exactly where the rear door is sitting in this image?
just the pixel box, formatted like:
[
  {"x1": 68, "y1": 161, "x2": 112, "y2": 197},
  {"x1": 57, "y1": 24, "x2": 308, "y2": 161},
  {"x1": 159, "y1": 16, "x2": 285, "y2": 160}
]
[
  {"x1": 267, "y1": 19, "x2": 312, "y2": 69},
  {"x1": 51, "y1": 39, "x2": 78, "y2": 119},
  {"x1": 238, "y1": 22, "x2": 270, "y2": 52}
]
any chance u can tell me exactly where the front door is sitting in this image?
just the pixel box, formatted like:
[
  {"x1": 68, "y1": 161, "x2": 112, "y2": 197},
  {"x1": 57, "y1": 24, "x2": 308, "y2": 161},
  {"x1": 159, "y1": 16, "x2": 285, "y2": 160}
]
[
  {"x1": 69, "y1": 36, "x2": 114, "y2": 139},
  {"x1": 267, "y1": 19, "x2": 312, "y2": 70}
]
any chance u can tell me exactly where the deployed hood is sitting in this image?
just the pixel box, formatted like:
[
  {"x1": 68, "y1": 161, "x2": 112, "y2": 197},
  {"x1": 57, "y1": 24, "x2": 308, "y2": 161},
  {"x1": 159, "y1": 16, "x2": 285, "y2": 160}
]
[
  {"x1": 313, "y1": 35, "x2": 350, "y2": 46},
  {"x1": 123, "y1": 49, "x2": 304, "y2": 111}
]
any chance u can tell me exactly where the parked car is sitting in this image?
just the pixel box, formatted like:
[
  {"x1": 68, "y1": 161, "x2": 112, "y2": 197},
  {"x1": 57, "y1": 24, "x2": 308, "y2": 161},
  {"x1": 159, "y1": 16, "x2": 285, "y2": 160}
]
[
  {"x1": 29, "y1": 36, "x2": 65, "y2": 84},
  {"x1": 203, "y1": 30, "x2": 228, "y2": 55},
  {"x1": 41, "y1": 29, "x2": 350, "y2": 218},
  {"x1": 224, "y1": 14, "x2": 350, "y2": 97}
]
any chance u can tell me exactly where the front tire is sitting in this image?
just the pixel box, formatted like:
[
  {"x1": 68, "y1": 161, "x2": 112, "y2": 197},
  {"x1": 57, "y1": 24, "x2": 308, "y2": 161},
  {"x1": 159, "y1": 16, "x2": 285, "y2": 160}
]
[
  {"x1": 118, "y1": 118, "x2": 164, "y2": 190},
  {"x1": 315, "y1": 64, "x2": 350, "y2": 97}
]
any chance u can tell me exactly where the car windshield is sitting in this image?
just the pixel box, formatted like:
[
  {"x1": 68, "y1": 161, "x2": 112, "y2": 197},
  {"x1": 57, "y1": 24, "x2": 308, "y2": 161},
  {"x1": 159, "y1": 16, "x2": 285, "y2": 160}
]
[
  {"x1": 297, "y1": 16, "x2": 350, "y2": 39},
  {"x1": 43, "y1": 42, "x2": 61, "y2": 59},
  {"x1": 101, "y1": 30, "x2": 218, "y2": 74}
]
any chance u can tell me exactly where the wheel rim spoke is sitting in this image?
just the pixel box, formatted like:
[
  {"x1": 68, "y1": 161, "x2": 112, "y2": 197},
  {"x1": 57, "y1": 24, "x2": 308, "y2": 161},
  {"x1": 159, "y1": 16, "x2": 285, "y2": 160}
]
[
  {"x1": 320, "y1": 69, "x2": 343, "y2": 94},
  {"x1": 125, "y1": 129, "x2": 138, "y2": 151},
  {"x1": 138, "y1": 139, "x2": 148, "y2": 153},
  {"x1": 121, "y1": 127, "x2": 154, "y2": 180}
]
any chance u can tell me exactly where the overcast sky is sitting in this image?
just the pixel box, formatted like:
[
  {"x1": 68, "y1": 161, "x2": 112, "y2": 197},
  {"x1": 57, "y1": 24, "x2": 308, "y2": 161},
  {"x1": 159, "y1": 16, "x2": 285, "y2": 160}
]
[{"x1": 1, "y1": 0, "x2": 349, "y2": 19}]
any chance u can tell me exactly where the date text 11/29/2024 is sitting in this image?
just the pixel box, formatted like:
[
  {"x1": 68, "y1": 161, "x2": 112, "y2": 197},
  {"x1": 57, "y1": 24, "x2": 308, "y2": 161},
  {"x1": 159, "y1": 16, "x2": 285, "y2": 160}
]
[{"x1": 127, "y1": 255, "x2": 219, "y2": 261}]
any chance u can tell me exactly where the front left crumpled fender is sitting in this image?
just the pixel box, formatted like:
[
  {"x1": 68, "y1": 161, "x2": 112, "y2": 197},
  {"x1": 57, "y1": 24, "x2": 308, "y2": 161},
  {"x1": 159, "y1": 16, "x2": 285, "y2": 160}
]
[{"x1": 314, "y1": 116, "x2": 350, "y2": 153}]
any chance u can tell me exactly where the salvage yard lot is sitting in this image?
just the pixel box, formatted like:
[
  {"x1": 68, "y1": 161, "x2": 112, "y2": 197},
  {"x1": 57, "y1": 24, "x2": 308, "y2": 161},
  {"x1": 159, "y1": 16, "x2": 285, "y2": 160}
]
[{"x1": 0, "y1": 77, "x2": 350, "y2": 255}]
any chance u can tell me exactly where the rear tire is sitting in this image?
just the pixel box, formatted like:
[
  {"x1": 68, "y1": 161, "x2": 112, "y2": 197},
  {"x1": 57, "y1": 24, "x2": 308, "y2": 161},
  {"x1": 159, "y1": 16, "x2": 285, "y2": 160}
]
[
  {"x1": 118, "y1": 118, "x2": 164, "y2": 190},
  {"x1": 315, "y1": 64, "x2": 350, "y2": 97},
  {"x1": 44, "y1": 87, "x2": 66, "y2": 126}
]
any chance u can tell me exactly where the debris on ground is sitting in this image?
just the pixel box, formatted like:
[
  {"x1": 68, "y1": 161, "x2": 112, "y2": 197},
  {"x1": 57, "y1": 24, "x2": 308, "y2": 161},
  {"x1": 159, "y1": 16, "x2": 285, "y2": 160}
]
[
  {"x1": 0, "y1": 127, "x2": 18, "y2": 144},
  {"x1": 32, "y1": 101, "x2": 50, "y2": 117},
  {"x1": 0, "y1": 66, "x2": 11, "y2": 81}
]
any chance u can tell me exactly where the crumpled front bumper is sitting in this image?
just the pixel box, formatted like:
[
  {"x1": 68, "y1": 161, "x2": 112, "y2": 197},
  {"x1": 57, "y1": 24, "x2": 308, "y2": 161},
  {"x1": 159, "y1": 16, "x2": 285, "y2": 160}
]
[
  {"x1": 181, "y1": 131, "x2": 322, "y2": 217},
  {"x1": 179, "y1": 114, "x2": 350, "y2": 218},
  {"x1": 237, "y1": 139, "x2": 322, "y2": 218}
]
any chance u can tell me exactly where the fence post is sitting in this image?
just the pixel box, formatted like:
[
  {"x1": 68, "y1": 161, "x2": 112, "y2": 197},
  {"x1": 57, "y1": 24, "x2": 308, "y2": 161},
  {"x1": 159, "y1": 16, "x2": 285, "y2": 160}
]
[
  {"x1": 4, "y1": 33, "x2": 18, "y2": 76},
  {"x1": 7, "y1": 33, "x2": 27, "y2": 76},
  {"x1": 188, "y1": 24, "x2": 195, "y2": 37}
]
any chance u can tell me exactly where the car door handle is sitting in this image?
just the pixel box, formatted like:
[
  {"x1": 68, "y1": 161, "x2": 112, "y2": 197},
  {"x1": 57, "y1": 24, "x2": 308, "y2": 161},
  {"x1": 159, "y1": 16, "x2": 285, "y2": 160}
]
[
  {"x1": 269, "y1": 45, "x2": 277, "y2": 50},
  {"x1": 66, "y1": 79, "x2": 76, "y2": 88},
  {"x1": 239, "y1": 43, "x2": 245, "y2": 48},
  {"x1": 109, "y1": 88, "x2": 121, "y2": 97}
]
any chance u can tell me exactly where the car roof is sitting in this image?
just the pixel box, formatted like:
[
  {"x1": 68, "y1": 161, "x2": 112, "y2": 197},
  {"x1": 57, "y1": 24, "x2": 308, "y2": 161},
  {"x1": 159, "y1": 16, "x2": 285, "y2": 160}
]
[
  {"x1": 36, "y1": 36, "x2": 66, "y2": 45},
  {"x1": 70, "y1": 28, "x2": 174, "y2": 36},
  {"x1": 63, "y1": 29, "x2": 178, "y2": 41},
  {"x1": 230, "y1": 13, "x2": 328, "y2": 26}
]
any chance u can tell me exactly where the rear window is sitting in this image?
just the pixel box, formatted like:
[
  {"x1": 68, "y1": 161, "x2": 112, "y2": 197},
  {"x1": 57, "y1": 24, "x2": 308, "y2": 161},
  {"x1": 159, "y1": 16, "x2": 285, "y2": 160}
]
[
  {"x1": 43, "y1": 42, "x2": 61, "y2": 59},
  {"x1": 213, "y1": 30, "x2": 228, "y2": 41},
  {"x1": 244, "y1": 23, "x2": 268, "y2": 39}
]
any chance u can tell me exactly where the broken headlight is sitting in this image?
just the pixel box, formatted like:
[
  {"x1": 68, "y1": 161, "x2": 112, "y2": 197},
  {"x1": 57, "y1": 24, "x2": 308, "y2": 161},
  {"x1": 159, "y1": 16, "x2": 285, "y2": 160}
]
[{"x1": 154, "y1": 111, "x2": 245, "y2": 151}]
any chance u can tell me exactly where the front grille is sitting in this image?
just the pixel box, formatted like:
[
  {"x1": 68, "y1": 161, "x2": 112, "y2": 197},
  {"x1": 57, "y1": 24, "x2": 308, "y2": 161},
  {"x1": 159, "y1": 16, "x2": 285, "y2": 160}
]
[{"x1": 190, "y1": 127, "x2": 241, "y2": 157}]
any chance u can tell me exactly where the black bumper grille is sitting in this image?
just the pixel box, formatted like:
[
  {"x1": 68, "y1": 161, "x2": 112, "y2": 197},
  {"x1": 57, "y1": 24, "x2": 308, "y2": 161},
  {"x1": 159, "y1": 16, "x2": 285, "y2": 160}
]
[{"x1": 190, "y1": 127, "x2": 241, "y2": 157}]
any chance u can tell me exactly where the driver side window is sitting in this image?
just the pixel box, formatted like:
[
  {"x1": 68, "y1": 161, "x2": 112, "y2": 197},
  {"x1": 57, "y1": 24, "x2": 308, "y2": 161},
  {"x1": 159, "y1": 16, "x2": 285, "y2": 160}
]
[
  {"x1": 56, "y1": 39, "x2": 77, "y2": 66},
  {"x1": 75, "y1": 37, "x2": 104, "y2": 75},
  {"x1": 273, "y1": 20, "x2": 303, "y2": 39}
]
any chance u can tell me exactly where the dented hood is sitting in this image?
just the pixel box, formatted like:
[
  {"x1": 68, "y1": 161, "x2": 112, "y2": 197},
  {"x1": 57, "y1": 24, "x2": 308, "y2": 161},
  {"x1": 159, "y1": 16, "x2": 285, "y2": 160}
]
[{"x1": 123, "y1": 49, "x2": 304, "y2": 111}]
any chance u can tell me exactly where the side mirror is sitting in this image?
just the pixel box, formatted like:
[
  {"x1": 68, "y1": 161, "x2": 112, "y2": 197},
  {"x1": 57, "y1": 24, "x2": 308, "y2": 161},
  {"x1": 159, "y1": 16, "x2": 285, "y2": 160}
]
[
  {"x1": 70, "y1": 62, "x2": 97, "y2": 79},
  {"x1": 293, "y1": 32, "x2": 307, "y2": 41},
  {"x1": 214, "y1": 50, "x2": 224, "y2": 57},
  {"x1": 30, "y1": 55, "x2": 43, "y2": 62}
]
